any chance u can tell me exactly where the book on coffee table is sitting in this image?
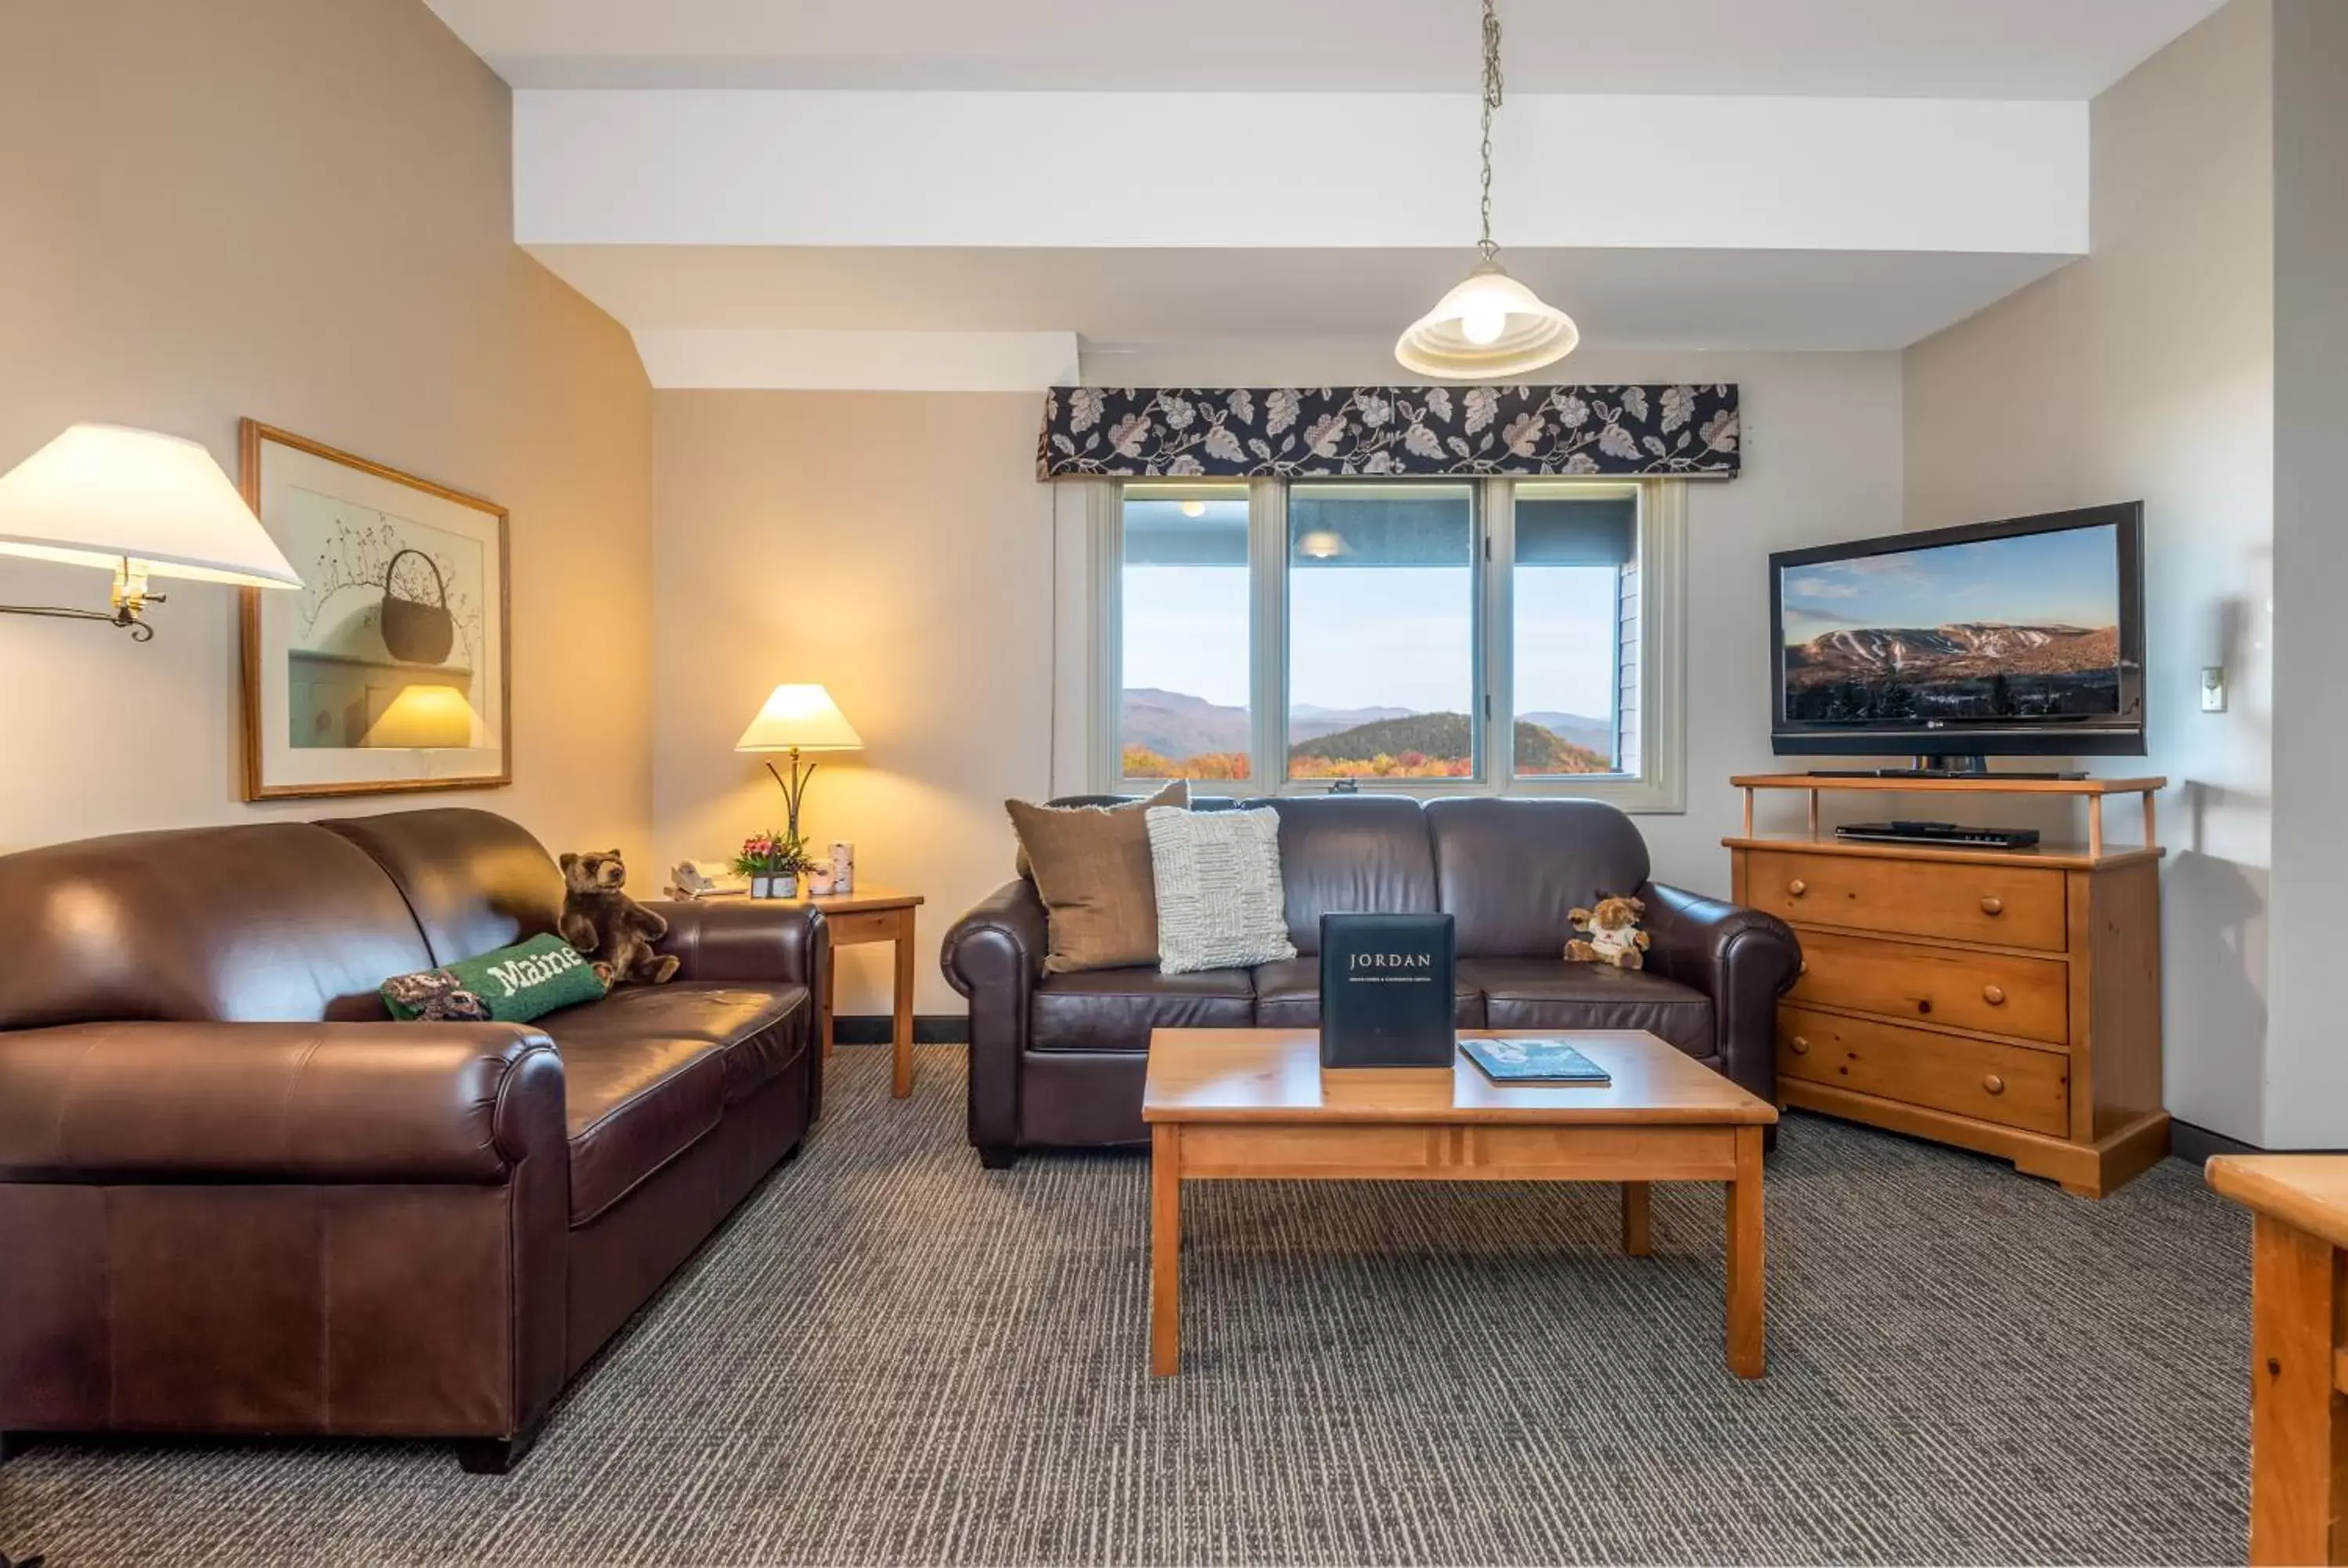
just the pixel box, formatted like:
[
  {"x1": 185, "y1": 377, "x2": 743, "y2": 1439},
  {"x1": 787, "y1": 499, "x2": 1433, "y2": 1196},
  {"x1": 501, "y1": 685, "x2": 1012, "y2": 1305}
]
[{"x1": 1458, "y1": 1037, "x2": 1613, "y2": 1085}]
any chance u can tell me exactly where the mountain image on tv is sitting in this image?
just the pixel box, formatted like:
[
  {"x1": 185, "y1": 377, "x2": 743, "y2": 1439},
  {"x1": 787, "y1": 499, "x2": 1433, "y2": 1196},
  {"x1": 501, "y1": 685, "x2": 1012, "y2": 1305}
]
[{"x1": 1781, "y1": 524, "x2": 2123, "y2": 724}]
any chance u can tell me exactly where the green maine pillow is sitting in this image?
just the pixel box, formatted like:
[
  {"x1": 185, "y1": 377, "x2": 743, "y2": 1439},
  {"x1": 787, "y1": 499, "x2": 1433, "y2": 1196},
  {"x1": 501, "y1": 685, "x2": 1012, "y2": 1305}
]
[{"x1": 383, "y1": 933, "x2": 609, "y2": 1024}]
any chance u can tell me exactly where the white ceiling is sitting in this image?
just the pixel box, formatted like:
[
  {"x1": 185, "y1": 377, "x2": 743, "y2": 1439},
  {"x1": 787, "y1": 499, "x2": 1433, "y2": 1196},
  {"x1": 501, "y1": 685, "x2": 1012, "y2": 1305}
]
[
  {"x1": 528, "y1": 245, "x2": 2075, "y2": 356},
  {"x1": 431, "y1": 0, "x2": 2225, "y2": 99}
]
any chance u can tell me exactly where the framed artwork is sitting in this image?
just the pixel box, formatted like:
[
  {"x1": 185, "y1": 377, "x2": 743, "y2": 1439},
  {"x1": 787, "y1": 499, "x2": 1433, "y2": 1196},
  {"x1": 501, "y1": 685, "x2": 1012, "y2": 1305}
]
[{"x1": 239, "y1": 421, "x2": 511, "y2": 800}]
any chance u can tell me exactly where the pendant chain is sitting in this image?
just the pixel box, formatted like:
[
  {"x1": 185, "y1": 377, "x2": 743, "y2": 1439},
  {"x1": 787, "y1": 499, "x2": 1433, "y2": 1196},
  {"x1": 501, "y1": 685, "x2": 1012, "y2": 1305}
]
[{"x1": 1478, "y1": 0, "x2": 1504, "y2": 263}]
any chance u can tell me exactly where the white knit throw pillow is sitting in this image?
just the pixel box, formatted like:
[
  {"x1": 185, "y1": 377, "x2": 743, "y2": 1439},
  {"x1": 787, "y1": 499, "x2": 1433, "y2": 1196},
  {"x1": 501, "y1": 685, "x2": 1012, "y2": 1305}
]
[{"x1": 1145, "y1": 806, "x2": 1297, "y2": 975}]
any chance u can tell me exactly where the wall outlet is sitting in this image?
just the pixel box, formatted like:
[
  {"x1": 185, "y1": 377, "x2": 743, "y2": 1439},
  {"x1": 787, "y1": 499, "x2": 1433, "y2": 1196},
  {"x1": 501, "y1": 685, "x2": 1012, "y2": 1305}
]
[{"x1": 2200, "y1": 666, "x2": 2227, "y2": 713}]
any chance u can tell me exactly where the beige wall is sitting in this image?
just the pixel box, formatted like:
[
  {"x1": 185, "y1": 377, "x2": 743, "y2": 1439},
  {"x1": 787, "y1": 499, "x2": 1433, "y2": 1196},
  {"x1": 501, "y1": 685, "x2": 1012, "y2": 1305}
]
[
  {"x1": 653, "y1": 393, "x2": 1053, "y2": 1015},
  {"x1": 0, "y1": 0, "x2": 655, "y2": 861},
  {"x1": 1903, "y1": 0, "x2": 2274, "y2": 1142},
  {"x1": 652, "y1": 354, "x2": 1907, "y2": 1014},
  {"x1": 2264, "y1": 0, "x2": 2348, "y2": 1147}
]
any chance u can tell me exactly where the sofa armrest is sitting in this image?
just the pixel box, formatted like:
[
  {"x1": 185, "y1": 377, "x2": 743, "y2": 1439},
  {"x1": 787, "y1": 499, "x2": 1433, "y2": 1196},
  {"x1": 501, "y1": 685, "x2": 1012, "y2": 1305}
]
[
  {"x1": 0, "y1": 1020, "x2": 563, "y2": 1184},
  {"x1": 941, "y1": 879, "x2": 1048, "y2": 1160},
  {"x1": 645, "y1": 897, "x2": 826, "y2": 988},
  {"x1": 941, "y1": 878, "x2": 1047, "y2": 997},
  {"x1": 1639, "y1": 880, "x2": 1802, "y2": 1107}
]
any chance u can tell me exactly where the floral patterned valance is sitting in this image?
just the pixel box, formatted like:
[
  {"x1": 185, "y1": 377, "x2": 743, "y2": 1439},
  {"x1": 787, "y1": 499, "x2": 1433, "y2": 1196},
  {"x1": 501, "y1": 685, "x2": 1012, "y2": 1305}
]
[{"x1": 1038, "y1": 384, "x2": 1740, "y2": 481}]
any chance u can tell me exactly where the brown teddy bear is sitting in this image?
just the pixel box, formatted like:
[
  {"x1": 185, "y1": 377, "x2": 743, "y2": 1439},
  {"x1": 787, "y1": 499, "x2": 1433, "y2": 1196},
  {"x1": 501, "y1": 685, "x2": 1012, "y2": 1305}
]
[
  {"x1": 560, "y1": 850, "x2": 680, "y2": 987},
  {"x1": 1567, "y1": 893, "x2": 1651, "y2": 970}
]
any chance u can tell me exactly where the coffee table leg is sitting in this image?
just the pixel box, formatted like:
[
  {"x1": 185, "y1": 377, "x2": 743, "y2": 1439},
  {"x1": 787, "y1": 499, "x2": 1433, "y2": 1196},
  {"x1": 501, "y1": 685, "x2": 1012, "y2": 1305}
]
[
  {"x1": 1151, "y1": 1124, "x2": 1181, "y2": 1376},
  {"x1": 1727, "y1": 1124, "x2": 1766, "y2": 1379},
  {"x1": 1620, "y1": 1181, "x2": 1651, "y2": 1256}
]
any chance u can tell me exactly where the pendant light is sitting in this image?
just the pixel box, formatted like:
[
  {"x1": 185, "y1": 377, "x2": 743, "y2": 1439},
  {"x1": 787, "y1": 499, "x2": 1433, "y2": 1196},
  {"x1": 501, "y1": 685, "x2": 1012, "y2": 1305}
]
[{"x1": 1395, "y1": 0, "x2": 1579, "y2": 379}]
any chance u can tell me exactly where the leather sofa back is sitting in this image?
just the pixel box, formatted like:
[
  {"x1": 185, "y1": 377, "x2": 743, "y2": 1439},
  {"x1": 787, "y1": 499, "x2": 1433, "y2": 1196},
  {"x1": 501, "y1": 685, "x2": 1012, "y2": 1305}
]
[
  {"x1": 1427, "y1": 797, "x2": 1651, "y2": 957},
  {"x1": 0, "y1": 822, "x2": 433, "y2": 1029},
  {"x1": 1045, "y1": 789, "x2": 1652, "y2": 959},
  {"x1": 325, "y1": 808, "x2": 564, "y2": 965},
  {"x1": 1249, "y1": 795, "x2": 1439, "y2": 953}
]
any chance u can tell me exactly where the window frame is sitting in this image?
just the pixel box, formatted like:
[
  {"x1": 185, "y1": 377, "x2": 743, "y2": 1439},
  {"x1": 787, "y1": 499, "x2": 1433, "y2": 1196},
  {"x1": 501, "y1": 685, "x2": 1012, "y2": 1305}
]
[{"x1": 1089, "y1": 474, "x2": 1686, "y2": 813}]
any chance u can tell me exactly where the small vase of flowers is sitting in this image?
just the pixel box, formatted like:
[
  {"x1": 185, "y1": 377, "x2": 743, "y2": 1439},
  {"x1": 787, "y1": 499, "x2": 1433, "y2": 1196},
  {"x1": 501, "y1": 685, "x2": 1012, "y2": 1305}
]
[{"x1": 735, "y1": 831, "x2": 813, "y2": 900}]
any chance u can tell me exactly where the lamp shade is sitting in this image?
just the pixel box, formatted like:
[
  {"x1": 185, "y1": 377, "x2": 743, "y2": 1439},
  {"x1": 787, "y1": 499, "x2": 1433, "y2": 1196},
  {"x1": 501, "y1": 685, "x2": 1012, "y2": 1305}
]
[
  {"x1": 735, "y1": 684, "x2": 863, "y2": 752},
  {"x1": 1394, "y1": 260, "x2": 1580, "y2": 380},
  {"x1": 0, "y1": 424, "x2": 301, "y2": 588},
  {"x1": 362, "y1": 684, "x2": 477, "y2": 749}
]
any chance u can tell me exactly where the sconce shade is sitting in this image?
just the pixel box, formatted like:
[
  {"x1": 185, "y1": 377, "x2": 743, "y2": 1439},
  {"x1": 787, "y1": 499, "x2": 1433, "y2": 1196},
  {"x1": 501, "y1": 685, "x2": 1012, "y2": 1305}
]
[
  {"x1": 735, "y1": 684, "x2": 863, "y2": 752},
  {"x1": 0, "y1": 424, "x2": 301, "y2": 588}
]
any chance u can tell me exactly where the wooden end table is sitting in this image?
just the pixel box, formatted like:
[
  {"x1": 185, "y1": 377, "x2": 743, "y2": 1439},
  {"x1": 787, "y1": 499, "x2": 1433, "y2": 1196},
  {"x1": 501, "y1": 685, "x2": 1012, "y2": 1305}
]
[
  {"x1": 2206, "y1": 1154, "x2": 2348, "y2": 1564},
  {"x1": 786, "y1": 886, "x2": 924, "y2": 1099},
  {"x1": 1141, "y1": 1028, "x2": 1777, "y2": 1378}
]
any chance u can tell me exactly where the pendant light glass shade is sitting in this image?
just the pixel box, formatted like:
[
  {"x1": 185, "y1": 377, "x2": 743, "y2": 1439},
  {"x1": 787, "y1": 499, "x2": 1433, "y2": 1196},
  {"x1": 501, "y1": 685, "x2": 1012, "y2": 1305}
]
[
  {"x1": 1395, "y1": 259, "x2": 1579, "y2": 379},
  {"x1": 1397, "y1": 0, "x2": 1580, "y2": 379}
]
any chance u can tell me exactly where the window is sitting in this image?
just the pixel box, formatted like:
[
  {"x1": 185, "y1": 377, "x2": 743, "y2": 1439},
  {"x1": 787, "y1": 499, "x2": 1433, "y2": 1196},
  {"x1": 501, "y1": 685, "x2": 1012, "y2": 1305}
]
[
  {"x1": 1511, "y1": 484, "x2": 1638, "y2": 777},
  {"x1": 1117, "y1": 484, "x2": 1252, "y2": 780},
  {"x1": 1095, "y1": 477, "x2": 1684, "y2": 810},
  {"x1": 1287, "y1": 484, "x2": 1478, "y2": 781}
]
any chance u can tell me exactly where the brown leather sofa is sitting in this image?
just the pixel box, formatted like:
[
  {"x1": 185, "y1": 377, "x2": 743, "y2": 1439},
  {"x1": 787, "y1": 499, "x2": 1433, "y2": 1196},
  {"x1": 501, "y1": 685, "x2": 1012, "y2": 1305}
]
[
  {"x1": 943, "y1": 795, "x2": 1799, "y2": 1167},
  {"x1": 0, "y1": 807, "x2": 824, "y2": 1473}
]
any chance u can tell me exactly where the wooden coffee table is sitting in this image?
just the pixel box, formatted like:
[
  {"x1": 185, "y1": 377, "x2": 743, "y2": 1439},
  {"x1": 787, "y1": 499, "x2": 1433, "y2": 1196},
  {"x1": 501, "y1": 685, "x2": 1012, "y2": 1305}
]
[{"x1": 1141, "y1": 1028, "x2": 1778, "y2": 1378}]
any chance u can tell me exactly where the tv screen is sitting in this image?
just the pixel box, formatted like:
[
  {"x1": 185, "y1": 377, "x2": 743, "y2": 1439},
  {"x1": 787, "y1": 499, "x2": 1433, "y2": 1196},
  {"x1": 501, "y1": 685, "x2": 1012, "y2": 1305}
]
[{"x1": 1770, "y1": 505, "x2": 2145, "y2": 759}]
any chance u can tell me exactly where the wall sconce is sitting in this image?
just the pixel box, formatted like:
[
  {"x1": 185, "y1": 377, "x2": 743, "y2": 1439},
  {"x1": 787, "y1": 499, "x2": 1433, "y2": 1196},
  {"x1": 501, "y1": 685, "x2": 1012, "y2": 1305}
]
[{"x1": 0, "y1": 423, "x2": 302, "y2": 639}]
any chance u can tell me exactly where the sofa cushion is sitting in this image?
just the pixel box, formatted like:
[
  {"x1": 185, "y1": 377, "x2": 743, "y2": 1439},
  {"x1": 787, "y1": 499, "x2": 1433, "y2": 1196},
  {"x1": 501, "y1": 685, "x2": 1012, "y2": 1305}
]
[
  {"x1": 1030, "y1": 966, "x2": 1255, "y2": 1053},
  {"x1": 322, "y1": 808, "x2": 567, "y2": 967},
  {"x1": 1007, "y1": 782, "x2": 1187, "y2": 973},
  {"x1": 0, "y1": 822, "x2": 434, "y2": 1030},
  {"x1": 1015, "y1": 779, "x2": 1187, "y2": 879},
  {"x1": 1146, "y1": 805, "x2": 1296, "y2": 974},
  {"x1": 546, "y1": 982, "x2": 811, "y2": 1107},
  {"x1": 1247, "y1": 794, "x2": 1439, "y2": 954},
  {"x1": 1250, "y1": 955, "x2": 1486, "y2": 1030},
  {"x1": 538, "y1": 983, "x2": 811, "y2": 1224},
  {"x1": 1460, "y1": 958, "x2": 1714, "y2": 1056},
  {"x1": 1426, "y1": 799, "x2": 1652, "y2": 958}
]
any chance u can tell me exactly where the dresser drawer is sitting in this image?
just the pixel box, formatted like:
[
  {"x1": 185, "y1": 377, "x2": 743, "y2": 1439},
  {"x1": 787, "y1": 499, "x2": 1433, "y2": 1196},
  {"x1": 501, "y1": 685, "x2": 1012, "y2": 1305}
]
[
  {"x1": 1778, "y1": 1005, "x2": 2070, "y2": 1137},
  {"x1": 1788, "y1": 929, "x2": 2069, "y2": 1043},
  {"x1": 1743, "y1": 848, "x2": 2067, "y2": 951}
]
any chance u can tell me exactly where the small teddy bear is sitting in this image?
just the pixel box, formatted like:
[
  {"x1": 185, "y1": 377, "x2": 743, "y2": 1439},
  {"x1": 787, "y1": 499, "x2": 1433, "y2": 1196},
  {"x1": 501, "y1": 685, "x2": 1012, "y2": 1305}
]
[
  {"x1": 560, "y1": 849, "x2": 681, "y2": 987},
  {"x1": 1567, "y1": 893, "x2": 1651, "y2": 970}
]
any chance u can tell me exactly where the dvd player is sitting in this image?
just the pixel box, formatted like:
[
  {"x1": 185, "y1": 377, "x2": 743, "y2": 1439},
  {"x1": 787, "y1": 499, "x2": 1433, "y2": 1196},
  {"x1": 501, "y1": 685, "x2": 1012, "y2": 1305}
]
[{"x1": 1835, "y1": 821, "x2": 2041, "y2": 850}]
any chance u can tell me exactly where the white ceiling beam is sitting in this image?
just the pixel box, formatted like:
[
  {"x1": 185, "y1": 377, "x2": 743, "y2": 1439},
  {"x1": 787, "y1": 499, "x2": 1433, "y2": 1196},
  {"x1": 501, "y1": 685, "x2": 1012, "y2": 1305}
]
[
  {"x1": 632, "y1": 328, "x2": 1079, "y2": 390},
  {"x1": 514, "y1": 90, "x2": 2088, "y2": 257}
]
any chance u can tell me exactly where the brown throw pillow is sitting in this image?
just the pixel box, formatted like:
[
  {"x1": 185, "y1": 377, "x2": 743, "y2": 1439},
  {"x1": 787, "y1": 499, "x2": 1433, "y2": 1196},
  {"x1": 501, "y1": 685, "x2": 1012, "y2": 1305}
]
[{"x1": 1007, "y1": 780, "x2": 1189, "y2": 973}]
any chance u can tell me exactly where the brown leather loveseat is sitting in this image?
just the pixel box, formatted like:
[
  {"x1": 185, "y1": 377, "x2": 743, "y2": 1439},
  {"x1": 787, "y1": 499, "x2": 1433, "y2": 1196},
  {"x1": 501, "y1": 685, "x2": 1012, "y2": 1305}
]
[
  {"x1": 943, "y1": 795, "x2": 1799, "y2": 1167},
  {"x1": 0, "y1": 807, "x2": 824, "y2": 1473}
]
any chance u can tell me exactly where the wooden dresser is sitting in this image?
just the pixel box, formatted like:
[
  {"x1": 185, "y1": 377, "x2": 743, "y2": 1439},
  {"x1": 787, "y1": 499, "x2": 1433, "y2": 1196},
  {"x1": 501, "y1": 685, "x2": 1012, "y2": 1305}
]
[{"x1": 1726, "y1": 775, "x2": 2169, "y2": 1198}]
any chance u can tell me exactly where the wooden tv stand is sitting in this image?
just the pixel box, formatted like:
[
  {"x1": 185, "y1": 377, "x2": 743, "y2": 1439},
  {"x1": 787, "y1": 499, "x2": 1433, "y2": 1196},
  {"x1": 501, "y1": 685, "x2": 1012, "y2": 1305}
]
[{"x1": 1726, "y1": 773, "x2": 2168, "y2": 1198}]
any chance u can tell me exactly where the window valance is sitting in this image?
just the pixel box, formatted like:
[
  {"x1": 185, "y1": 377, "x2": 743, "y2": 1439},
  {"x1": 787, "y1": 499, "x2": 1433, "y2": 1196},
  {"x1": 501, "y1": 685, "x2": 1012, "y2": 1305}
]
[{"x1": 1037, "y1": 384, "x2": 1739, "y2": 481}]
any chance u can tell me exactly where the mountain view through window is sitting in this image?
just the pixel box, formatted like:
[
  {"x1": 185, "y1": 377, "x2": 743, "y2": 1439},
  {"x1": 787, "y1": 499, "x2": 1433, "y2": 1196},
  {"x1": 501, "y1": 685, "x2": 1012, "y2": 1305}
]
[{"x1": 1118, "y1": 484, "x2": 1626, "y2": 782}]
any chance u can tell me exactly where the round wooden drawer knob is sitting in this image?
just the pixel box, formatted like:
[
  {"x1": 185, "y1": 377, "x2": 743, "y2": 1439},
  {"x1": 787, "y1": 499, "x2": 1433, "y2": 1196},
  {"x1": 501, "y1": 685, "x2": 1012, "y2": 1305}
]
[
  {"x1": 1979, "y1": 895, "x2": 2004, "y2": 915},
  {"x1": 1787, "y1": 879, "x2": 1809, "y2": 897},
  {"x1": 1983, "y1": 1074, "x2": 2007, "y2": 1095},
  {"x1": 1982, "y1": 984, "x2": 2008, "y2": 1005},
  {"x1": 1789, "y1": 1036, "x2": 1810, "y2": 1055}
]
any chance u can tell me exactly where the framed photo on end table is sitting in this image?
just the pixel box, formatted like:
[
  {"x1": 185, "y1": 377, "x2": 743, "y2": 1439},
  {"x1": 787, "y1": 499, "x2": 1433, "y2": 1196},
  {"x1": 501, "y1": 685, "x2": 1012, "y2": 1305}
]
[{"x1": 239, "y1": 421, "x2": 511, "y2": 800}]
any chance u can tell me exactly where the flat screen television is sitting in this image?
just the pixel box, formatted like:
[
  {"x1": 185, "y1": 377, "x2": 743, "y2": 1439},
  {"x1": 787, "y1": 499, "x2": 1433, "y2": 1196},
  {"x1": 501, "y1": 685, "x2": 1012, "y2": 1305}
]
[{"x1": 1770, "y1": 503, "x2": 2145, "y2": 764}]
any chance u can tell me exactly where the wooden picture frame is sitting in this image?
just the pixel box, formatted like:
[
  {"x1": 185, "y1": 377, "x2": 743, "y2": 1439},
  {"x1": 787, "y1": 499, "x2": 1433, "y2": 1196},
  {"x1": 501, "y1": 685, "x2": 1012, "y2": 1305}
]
[{"x1": 239, "y1": 421, "x2": 512, "y2": 800}]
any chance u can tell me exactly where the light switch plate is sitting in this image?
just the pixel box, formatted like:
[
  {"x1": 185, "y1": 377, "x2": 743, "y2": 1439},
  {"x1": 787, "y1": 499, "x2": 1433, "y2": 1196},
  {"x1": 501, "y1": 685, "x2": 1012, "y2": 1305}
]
[{"x1": 2200, "y1": 667, "x2": 2227, "y2": 713}]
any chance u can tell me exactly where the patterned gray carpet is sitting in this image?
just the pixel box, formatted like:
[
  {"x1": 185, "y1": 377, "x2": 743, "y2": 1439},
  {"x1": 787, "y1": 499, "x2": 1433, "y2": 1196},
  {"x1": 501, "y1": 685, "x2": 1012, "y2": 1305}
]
[{"x1": 2, "y1": 1046, "x2": 2250, "y2": 1566}]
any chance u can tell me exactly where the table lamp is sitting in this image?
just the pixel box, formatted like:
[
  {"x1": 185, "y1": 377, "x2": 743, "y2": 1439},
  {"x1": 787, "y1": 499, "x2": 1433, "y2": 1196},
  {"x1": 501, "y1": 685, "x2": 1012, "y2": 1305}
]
[
  {"x1": 735, "y1": 683, "x2": 863, "y2": 843},
  {"x1": 0, "y1": 424, "x2": 302, "y2": 639}
]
